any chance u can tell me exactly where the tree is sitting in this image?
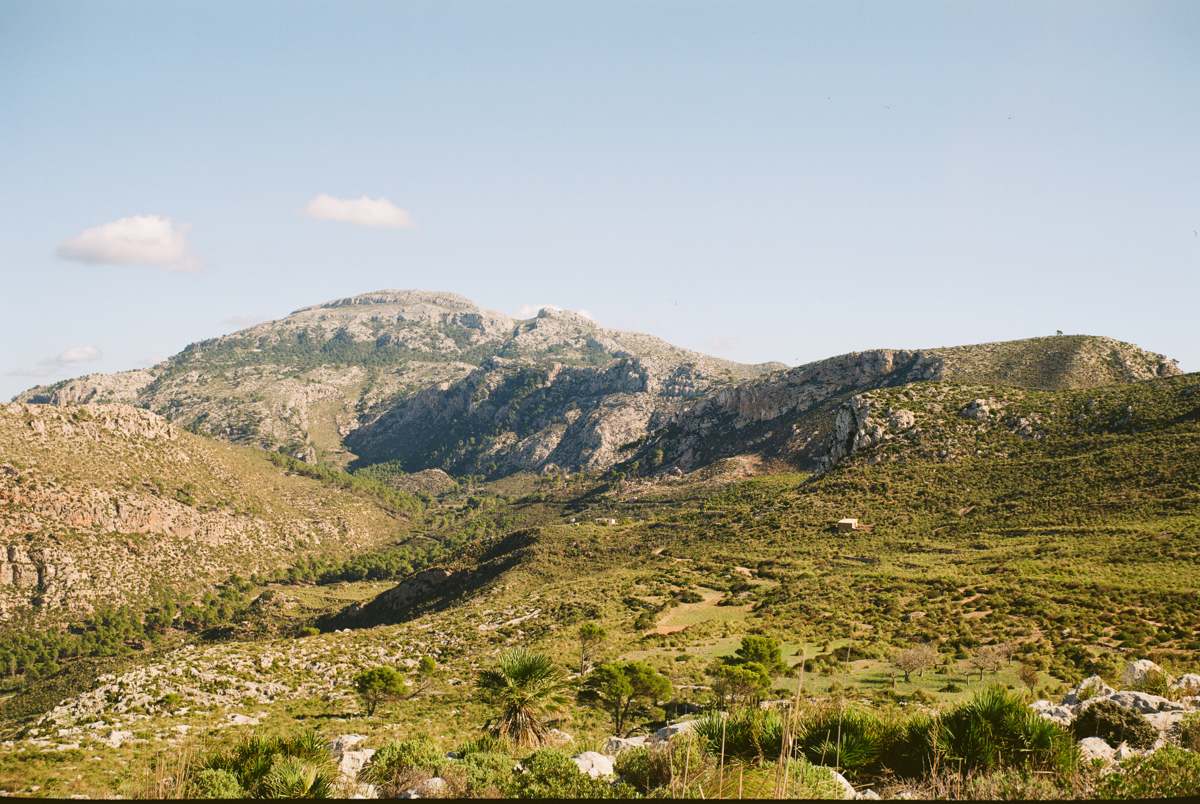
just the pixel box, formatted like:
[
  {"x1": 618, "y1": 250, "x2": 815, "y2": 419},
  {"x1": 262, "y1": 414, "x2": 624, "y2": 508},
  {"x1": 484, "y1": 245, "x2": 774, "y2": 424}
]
[
  {"x1": 354, "y1": 666, "x2": 409, "y2": 716},
  {"x1": 708, "y1": 661, "x2": 772, "y2": 708},
  {"x1": 581, "y1": 660, "x2": 672, "y2": 735},
  {"x1": 475, "y1": 649, "x2": 569, "y2": 747},
  {"x1": 1017, "y1": 664, "x2": 1039, "y2": 693},
  {"x1": 968, "y1": 643, "x2": 1011, "y2": 681},
  {"x1": 577, "y1": 623, "x2": 606, "y2": 675},
  {"x1": 731, "y1": 635, "x2": 786, "y2": 675},
  {"x1": 892, "y1": 644, "x2": 939, "y2": 683}
]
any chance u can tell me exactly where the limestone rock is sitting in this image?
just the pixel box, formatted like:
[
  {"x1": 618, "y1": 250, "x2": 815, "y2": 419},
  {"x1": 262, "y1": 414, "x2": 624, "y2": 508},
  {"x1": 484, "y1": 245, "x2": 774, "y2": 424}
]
[
  {"x1": 571, "y1": 751, "x2": 614, "y2": 779},
  {"x1": 1122, "y1": 659, "x2": 1168, "y2": 689},
  {"x1": 648, "y1": 719, "x2": 698, "y2": 744},
  {"x1": 1063, "y1": 675, "x2": 1115, "y2": 705},
  {"x1": 1078, "y1": 736, "x2": 1116, "y2": 764},
  {"x1": 1031, "y1": 699, "x2": 1076, "y2": 726},
  {"x1": 1094, "y1": 691, "x2": 1184, "y2": 715},
  {"x1": 1170, "y1": 674, "x2": 1200, "y2": 698},
  {"x1": 602, "y1": 735, "x2": 647, "y2": 756}
]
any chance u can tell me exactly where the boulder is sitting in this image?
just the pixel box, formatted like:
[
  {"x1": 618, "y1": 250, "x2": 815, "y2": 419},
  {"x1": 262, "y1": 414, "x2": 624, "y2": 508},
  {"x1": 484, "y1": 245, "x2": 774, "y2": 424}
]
[
  {"x1": 1030, "y1": 700, "x2": 1075, "y2": 726},
  {"x1": 1170, "y1": 674, "x2": 1200, "y2": 699},
  {"x1": 338, "y1": 749, "x2": 376, "y2": 783},
  {"x1": 602, "y1": 735, "x2": 647, "y2": 756},
  {"x1": 1095, "y1": 691, "x2": 1185, "y2": 715},
  {"x1": 1122, "y1": 659, "x2": 1168, "y2": 689},
  {"x1": 648, "y1": 719, "x2": 697, "y2": 744},
  {"x1": 823, "y1": 768, "x2": 856, "y2": 799},
  {"x1": 856, "y1": 789, "x2": 881, "y2": 800},
  {"x1": 401, "y1": 776, "x2": 448, "y2": 798},
  {"x1": 1078, "y1": 737, "x2": 1115, "y2": 764},
  {"x1": 1062, "y1": 675, "x2": 1115, "y2": 705},
  {"x1": 329, "y1": 734, "x2": 369, "y2": 756},
  {"x1": 544, "y1": 728, "x2": 573, "y2": 747},
  {"x1": 1113, "y1": 742, "x2": 1144, "y2": 762},
  {"x1": 571, "y1": 751, "x2": 614, "y2": 779}
]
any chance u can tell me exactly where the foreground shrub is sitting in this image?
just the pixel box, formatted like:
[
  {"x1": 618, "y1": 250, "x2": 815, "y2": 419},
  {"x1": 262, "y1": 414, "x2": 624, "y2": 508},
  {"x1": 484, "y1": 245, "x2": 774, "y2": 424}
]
[
  {"x1": 798, "y1": 705, "x2": 890, "y2": 774},
  {"x1": 197, "y1": 729, "x2": 335, "y2": 798},
  {"x1": 189, "y1": 768, "x2": 244, "y2": 798},
  {"x1": 1097, "y1": 746, "x2": 1200, "y2": 799},
  {"x1": 1181, "y1": 712, "x2": 1200, "y2": 752},
  {"x1": 461, "y1": 751, "x2": 516, "y2": 797},
  {"x1": 614, "y1": 735, "x2": 711, "y2": 795},
  {"x1": 935, "y1": 686, "x2": 1077, "y2": 775},
  {"x1": 505, "y1": 748, "x2": 633, "y2": 798},
  {"x1": 694, "y1": 708, "x2": 783, "y2": 762},
  {"x1": 1072, "y1": 699, "x2": 1157, "y2": 749},
  {"x1": 359, "y1": 736, "x2": 445, "y2": 796}
]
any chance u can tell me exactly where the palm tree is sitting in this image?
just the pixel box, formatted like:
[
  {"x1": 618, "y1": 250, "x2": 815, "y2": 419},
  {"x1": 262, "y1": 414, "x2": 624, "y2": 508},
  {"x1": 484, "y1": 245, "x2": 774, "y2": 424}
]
[{"x1": 475, "y1": 648, "x2": 569, "y2": 747}]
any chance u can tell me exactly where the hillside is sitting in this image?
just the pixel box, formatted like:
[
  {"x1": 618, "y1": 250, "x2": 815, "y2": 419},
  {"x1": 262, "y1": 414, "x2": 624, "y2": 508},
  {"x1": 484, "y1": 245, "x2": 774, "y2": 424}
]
[
  {"x1": 620, "y1": 335, "x2": 1181, "y2": 475},
  {"x1": 2, "y1": 373, "x2": 1197, "y2": 797},
  {"x1": 0, "y1": 403, "x2": 412, "y2": 623},
  {"x1": 16, "y1": 290, "x2": 772, "y2": 474}
]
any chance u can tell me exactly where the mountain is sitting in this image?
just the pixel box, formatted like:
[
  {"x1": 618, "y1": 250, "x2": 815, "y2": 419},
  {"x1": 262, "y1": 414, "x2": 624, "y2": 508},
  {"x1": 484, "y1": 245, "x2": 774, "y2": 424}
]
[
  {"x1": 14, "y1": 292, "x2": 1180, "y2": 481},
  {"x1": 0, "y1": 402, "x2": 413, "y2": 623},
  {"x1": 618, "y1": 335, "x2": 1181, "y2": 475},
  {"x1": 15, "y1": 290, "x2": 775, "y2": 474}
]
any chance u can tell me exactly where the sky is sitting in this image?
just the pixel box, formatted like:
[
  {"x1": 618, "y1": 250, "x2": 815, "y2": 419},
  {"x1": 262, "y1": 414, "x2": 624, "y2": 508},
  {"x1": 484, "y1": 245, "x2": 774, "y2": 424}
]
[{"x1": 1, "y1": 1, "x2": 1197, "y2": 399}]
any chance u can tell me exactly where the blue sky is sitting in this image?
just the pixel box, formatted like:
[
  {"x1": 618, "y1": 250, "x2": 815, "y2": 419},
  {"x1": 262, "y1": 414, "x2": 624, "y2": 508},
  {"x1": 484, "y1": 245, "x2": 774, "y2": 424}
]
[{"x1": 2, "y1": 1, "x2": 1197, "y2": 398}]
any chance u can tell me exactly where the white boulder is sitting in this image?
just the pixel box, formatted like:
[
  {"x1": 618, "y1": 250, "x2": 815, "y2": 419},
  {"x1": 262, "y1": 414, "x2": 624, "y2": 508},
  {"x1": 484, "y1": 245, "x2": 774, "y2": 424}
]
[
  {"x1": 571, "y1": 751, "x2": 614, "y2": 779},
  {"x1": 1062, "y1": 675, "x2": 1115, "y2": 705},
  {"x1": 648, "y1": 719, "x2": 697, "y2": 744},
  {"x1": 1170, "y1": 674, "x2": 1200, "y2": 698},
  {"x1": 1096, "y1": 691, "x2": 1184, "y2": 714},
  {"x1": 1030, "y1": 700, "x2": 1075, "y2": 726},
  {"x1": 1122, "y1": 659, "x2": 1168, "y2": 689},
  {"x1": 1078, "y1": 737, "x2": 1115, "y2": 764}
]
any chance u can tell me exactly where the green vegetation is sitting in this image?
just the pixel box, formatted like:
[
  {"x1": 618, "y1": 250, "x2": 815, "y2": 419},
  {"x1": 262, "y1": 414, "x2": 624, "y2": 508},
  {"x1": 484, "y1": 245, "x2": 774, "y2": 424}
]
[
  {"x1": 353, "y1": 666, "x2": 409, "y2": 716},
  {"x1": 475, "y1": 649, "x2": 570, "y2": 747},
  {"x1": 580, "y1": 661, "x2": 671, "y2": 735},
  {"x1": 1073, "y1": 699, "x2": 1158, "y2": 749}
]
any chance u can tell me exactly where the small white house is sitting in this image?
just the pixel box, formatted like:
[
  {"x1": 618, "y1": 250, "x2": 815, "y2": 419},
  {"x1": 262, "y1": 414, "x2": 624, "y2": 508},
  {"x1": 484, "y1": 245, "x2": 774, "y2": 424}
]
[{"x1": 836, "y1": 517, "x2": 859, "y2": 533}]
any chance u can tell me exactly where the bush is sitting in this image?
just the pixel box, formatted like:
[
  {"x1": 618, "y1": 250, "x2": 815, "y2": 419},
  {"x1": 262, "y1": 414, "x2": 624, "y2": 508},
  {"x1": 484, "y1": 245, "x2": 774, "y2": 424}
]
[
  {"x1": 1072, "y1": 700, "x2": 1157, "y2": 749},
  {"x1": 461, "y1": 751, "x2": 516, "y2": 797},
  {"x1": 196, "y1": 729, "x2": 335, "y2": 798},
  {"x1": 798, "y1": 706, "x2": 889, "y2": 775},
  {"x1": 694, "y1": 708, "x2": 783, "y2": 762},
  {"x1": 935, "y1": 686, "x2": 1077, "y2": 775},
  {"x1": 1181, "y1": 712, "x2": 1200, "y2": 752},
  {"x1": 505, "y1": 748, "x2": 631, "y2": 798},
  {"x1": 360, "y1": 737, "x2": 445, "y2": 796},
  {"x1": 1097, "y1": 746, "x2": 1200, "y2": 799},
  {"x1": 1130, "y1": 667, "x2": 1171, "y2": 698},
  {"x1": 189, "y1": 768, "x2": 244, "y2": 798}
]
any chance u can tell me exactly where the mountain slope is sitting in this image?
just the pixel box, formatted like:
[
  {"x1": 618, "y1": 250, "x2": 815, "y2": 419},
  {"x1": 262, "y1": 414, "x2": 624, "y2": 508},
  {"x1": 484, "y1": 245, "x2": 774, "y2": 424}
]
[
  {"x1": 0, "y1": 403, "x2": 411, "y2": 622},
  {"x1": 15, "y1": 291, "x2": 772, "y2": 473},
  {"x1": 15, "y1": 291, "x2": 1179, "y2": 480},
  {"x1": 620, "y1": 335, "x2": 1181, "y2": 475}
]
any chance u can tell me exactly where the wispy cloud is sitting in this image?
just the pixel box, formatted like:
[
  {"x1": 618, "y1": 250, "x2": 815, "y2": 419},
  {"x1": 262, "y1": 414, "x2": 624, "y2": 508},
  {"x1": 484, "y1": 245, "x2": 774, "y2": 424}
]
[
  {"x1": 304, "y1": 194, "x2": 413, "y2": 228},
  {"x1": 57, "y1": 215, "x2": 198, "y2": 271},
  {"x1": 516, "y1": 303, "x2": 594, "y2": 321},
  {"x1": 7, "y1": 345, "x2": 103, "y2": 378}
]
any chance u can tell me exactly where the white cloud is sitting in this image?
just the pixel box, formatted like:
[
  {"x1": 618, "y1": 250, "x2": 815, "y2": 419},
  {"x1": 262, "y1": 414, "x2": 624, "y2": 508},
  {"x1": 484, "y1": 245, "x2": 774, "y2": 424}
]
[
  {"x1": 57, "y1": 215, "x2": 198, "y2": 271},
  {"x1": 516, "y1": 304, "x2": 594, "y2": 321},
  {"x1": 7, "y1": 345, "x2": 103, "y2": 378},
  {"x1": 304, "y1": 194, "x2": 413, "y2": 229}
]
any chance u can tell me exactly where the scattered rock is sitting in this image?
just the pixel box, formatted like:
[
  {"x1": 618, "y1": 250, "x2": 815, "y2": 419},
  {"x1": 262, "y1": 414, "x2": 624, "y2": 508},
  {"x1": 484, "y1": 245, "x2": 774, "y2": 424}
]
[
  {"x1": 1078, "y1": 737, "x2": 1115, "y2": 764},
  {"x1": 544, "y1": 728, "x2": 573, "y2": 747},
  {"x1": 401, "y1": 776, "x2": 448, "y2": 798},
  {"x1": 1062, "y1": 675, "x2": 1115, "y2": 705},
  {"x1": 1095, "y1": 691, "x2": 1184, "y2": 715},
  {"x1": 602, "y1": 735, "x2": 647, "y2": 756},
  {"x1": 1031, "y1": 699, "x2": 1075, "y2": 726},
  {"x1": 823, "y1": 768, "x2": 856, "y2": 799}
]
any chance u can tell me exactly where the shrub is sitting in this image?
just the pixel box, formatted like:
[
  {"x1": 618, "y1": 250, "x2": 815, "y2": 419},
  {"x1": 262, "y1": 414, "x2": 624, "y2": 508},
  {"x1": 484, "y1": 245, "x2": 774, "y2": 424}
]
[
  {"x1": 694, "y1": 708, "x2": 783, "y2": 762},
  {"x1": 1130, "y1": 667, "x2": 1171, "y2": 698},
  {"x1": 261, "y1": 755, "x2": 336, "y2": 798},
  {"x1": 580, "y1": 660, "x2": 671, "y2": 735},
  {"x1": 461, "y1": 751, "x2": 516, "y2": 797},
  {"x1": 1180, "y1": 712, "x2": 1200, "y2": 752},
  {"x1": 457, "y1": 734, "x2": 510, "y2": 757},
  {"x1": 189, "y1": 768, "x2": 244, "y2": 798},
  {"x1": 935, "y1": 686, "x2": 1077, "y2": 775},
  {"x1": 798, "y1": 706, "x2": 889, "y2": 775},
  {"x1": 1072, "y1": 700, "x2": 1157, "y2": 750},
  {"x1": 505, "y1": 748, "x2": 631, "y2": 798},
  {"x1": 360, "y1": 737, "x2": 445, "y2": 796},
  {"x1": 1097, "y1": 746, "x2": 1200, "y2": 799}
]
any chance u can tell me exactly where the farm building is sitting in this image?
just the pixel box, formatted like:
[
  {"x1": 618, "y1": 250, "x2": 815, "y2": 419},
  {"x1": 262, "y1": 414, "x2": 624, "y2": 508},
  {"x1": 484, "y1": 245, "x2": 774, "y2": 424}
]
[{"x1": 836, "y1": 517, "x2": 860, "y2": 532}]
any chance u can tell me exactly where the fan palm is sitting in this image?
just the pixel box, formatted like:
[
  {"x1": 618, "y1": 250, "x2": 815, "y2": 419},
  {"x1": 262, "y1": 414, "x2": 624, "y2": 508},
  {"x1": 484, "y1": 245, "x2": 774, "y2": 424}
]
[{"x1": 475, "y1": 648, "x2": 569, "y2": 747}]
